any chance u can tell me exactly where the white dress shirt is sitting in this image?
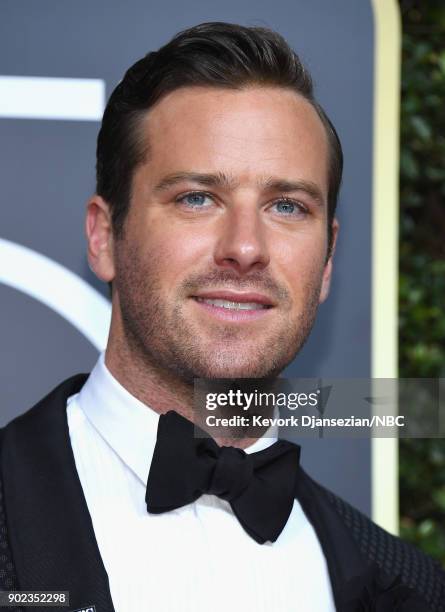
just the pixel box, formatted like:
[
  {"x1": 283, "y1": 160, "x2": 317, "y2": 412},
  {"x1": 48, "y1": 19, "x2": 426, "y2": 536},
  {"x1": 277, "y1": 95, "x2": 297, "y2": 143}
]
[{"x1": 67, "y1": 354, "x2": 336, "y2": 612}]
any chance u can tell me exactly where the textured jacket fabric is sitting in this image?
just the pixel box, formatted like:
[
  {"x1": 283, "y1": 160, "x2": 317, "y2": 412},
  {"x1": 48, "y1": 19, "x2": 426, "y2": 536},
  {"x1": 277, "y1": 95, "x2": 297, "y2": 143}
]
[{"x1": 0, "y1": 374, "x2": 444, "y2": 612}]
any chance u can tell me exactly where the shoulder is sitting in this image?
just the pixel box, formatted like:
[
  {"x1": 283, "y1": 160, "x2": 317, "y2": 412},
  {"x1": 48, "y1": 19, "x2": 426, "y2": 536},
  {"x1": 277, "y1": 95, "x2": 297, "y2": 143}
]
[
  {"x1": 309, "y1": 473, "x2": 445, "y2": 611},
  {"x1": 1, "y1": 373, "x2": 89, "y2": 434},
  {"x1": 0, "y1": 430, "x2": 19, "y2": 592},
  {"x1": 0, "y1": 374, "x2": 89, "y2": 592}
]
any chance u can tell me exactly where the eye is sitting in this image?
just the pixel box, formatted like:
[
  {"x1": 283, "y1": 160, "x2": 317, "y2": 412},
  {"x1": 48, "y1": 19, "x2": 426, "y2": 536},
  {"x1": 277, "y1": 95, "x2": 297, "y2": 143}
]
[
  {"x1": 176, "y1": 191, "x2": 213, "y2": 208},
  {"x1": 271, "y1": 197, "x2": 308, "y2": 217}
]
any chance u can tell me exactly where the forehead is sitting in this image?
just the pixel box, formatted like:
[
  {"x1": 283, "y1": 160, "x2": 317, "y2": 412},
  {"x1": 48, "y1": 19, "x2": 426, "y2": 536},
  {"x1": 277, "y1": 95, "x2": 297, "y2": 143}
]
[{"x1": 139, "y1": 86, "x2": 329, "y2": 197}]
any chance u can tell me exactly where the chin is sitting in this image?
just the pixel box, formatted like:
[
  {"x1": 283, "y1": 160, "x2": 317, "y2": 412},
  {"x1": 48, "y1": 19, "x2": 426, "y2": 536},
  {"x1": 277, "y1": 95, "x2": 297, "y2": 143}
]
[{"x1": 198, "y1": 356, "x2": 286, "y2": 380}]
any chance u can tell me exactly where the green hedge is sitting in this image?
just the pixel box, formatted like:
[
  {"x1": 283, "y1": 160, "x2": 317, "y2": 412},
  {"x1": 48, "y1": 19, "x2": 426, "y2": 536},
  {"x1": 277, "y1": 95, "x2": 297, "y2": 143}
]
[{"x1": 399, "y1": 1, "x2": 445, "y2": 565}]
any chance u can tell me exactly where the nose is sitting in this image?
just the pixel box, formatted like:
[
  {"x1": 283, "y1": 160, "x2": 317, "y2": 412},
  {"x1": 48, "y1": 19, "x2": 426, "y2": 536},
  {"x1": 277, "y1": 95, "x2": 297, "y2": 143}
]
[{"x1": 213, "y1": 201, "x2": 270, "y2": 274}]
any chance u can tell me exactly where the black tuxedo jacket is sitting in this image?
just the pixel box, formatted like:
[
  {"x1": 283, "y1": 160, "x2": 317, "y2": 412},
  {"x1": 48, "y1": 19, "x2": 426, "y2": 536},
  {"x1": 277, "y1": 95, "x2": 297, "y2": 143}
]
[{"x1": 0, "y1": 374, "x2": 444, "y2": 612}]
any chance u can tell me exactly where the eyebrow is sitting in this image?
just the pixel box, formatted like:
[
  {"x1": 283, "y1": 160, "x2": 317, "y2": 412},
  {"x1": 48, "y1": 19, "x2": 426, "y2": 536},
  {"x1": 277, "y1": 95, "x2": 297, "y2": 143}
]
[{"x1": 153, "y1": 171, "x2": 325, "y2": 206}]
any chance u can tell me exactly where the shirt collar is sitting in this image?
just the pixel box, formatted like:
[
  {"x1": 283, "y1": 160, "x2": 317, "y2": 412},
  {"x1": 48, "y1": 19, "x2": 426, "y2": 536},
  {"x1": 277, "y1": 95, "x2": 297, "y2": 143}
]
[
  {"x1": 76, "y1": 352, "x2": 159, "y2": 485},
  {"x1": 77, "y1": 353, "x2": 278, "y2": 487}
]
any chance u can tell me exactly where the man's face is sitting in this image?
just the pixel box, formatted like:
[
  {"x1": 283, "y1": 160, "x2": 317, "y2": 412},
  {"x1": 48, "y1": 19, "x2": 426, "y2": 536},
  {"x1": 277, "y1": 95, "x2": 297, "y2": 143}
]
[{"x1": 111, "y1": 86, "x2": 336, "y2": 380}]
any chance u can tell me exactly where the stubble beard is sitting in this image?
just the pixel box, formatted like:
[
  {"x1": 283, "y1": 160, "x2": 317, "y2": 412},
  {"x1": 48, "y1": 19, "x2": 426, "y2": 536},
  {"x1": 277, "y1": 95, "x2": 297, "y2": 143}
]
[{"x1": 114, "y1": 244, "x2": 323, "y2": 384}]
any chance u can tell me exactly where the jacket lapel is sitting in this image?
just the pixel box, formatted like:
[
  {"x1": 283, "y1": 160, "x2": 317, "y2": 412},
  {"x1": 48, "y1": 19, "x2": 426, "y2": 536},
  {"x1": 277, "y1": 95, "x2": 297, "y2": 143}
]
[
  {"x1": 295, "y1": 466, "x2": 370, "y2": 610},
  {"x1": 1, "y1": 374, "x2": 115, "y2": 612}
]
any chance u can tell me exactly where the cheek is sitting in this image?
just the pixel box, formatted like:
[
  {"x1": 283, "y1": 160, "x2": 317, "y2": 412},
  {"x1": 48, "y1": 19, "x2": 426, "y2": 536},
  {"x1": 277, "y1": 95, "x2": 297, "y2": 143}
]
[
  {"x1": 273, "y1": 231, "x2": 327, "y2": 277},
  {"x1": 137, "y1": 222, "x2": 215, "y2": 290},
  {"x1": 271, "y1": 234, "x2": 327, "y2": 307}
]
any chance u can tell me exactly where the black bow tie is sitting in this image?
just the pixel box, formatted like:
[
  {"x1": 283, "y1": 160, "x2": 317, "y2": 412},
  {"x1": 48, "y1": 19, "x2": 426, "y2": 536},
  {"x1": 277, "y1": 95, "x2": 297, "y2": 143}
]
[{"x1": 145, "y1": 410, "x2": 301, "y2": 544}]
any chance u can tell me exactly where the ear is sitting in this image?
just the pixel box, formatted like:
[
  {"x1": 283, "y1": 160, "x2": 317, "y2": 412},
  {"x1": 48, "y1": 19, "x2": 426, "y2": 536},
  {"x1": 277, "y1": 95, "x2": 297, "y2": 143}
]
[
  {"x1": 85, "y1": 195, "x2": 115, "y2": 283},
  {"x1": 319, "y1": 218, "x2": 339, "y2": 304}
]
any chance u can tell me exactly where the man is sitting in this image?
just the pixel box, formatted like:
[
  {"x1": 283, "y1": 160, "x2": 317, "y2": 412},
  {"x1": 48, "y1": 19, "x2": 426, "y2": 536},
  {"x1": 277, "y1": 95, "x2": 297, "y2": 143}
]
[{"x1": 0, "y1": 22, "x2": 443, "y2": 612}]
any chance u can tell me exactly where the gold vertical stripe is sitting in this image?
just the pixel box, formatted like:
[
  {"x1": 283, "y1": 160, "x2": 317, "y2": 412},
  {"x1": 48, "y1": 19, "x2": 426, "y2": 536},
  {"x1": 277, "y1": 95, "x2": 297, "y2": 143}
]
[{"x1": 370, "y1": 0, "x2": 401, "y2": 534}]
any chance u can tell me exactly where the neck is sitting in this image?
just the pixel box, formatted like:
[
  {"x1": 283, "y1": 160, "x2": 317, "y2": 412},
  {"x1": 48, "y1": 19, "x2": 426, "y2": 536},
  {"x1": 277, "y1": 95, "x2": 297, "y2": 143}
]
[
  {"x1": 104, "y1": 317, "x2": 257, "y2": 450},
  {"x1": 105, "y1": 335, "x2": 194, "y2": 419}
]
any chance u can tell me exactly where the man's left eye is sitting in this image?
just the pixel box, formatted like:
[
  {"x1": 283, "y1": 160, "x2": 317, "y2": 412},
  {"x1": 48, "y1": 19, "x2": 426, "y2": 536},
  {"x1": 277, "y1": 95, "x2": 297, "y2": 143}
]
[{"x1": 272, "y1": 199, "x2": 306, "y2": 216}]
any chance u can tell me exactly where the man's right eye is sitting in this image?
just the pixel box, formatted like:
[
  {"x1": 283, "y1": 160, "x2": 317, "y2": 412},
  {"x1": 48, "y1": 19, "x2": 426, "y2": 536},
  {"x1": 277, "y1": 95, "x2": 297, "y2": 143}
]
[{"x1": 176, "y1": 191, "x2": 213, "y2": 208}]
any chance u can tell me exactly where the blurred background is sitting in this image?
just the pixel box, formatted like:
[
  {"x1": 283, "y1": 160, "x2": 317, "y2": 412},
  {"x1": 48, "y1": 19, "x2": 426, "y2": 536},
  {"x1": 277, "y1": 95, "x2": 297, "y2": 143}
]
[{"x1": 398, "y1": 0, "x2": 445, "y2": 565}]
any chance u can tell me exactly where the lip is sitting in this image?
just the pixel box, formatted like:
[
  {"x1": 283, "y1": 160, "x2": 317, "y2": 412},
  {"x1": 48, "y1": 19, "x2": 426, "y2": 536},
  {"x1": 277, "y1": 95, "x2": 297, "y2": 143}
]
[
  {"x1": 192, "y1": 290, "x2": 275, "y2": 306},
  {"x1": 190, "y1": 290, "x2": 275, "y2": 322}
]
